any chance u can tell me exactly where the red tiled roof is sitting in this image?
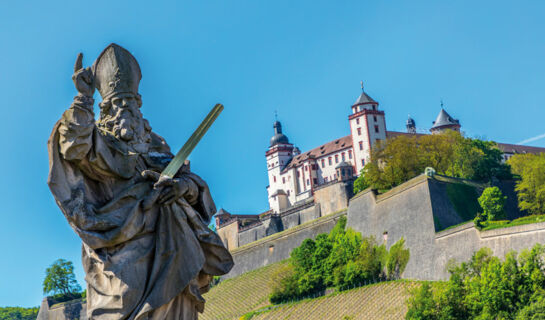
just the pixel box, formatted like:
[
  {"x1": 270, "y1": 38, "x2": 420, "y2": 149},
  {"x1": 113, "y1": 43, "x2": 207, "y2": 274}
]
[
  {"x1": 282, "y1": 135, "x2": 353, "y2": 172},
  {"x1": 497, "y1": 143, "x2": 545, "y2": 155},
  {"x1": 386, "y1": 131, "x2": 427, "y2": 139}
]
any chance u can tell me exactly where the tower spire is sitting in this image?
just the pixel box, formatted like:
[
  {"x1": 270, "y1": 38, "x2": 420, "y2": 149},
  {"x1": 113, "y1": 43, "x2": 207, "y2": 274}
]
[{"x1": 360, "y1": 80, "x2": 364, "y2": 92}]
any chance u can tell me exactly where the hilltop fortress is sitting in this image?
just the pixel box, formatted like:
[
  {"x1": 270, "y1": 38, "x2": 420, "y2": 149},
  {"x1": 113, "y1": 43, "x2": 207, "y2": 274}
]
[{"x1": 216, "y1": 85, "x2": 545, "y2": 279}]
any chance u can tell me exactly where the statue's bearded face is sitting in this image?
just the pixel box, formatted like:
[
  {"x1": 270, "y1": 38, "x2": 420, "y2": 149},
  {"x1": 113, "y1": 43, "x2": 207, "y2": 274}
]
[{"x1": 98, "y1": 94, "x2": 151, "y2": 149}]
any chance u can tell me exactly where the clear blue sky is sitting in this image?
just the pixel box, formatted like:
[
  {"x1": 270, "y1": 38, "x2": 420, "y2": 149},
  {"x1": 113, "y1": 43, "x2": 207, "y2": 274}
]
[{"x1": 0, "y1": 0, "x2": 544, "y2": 308}]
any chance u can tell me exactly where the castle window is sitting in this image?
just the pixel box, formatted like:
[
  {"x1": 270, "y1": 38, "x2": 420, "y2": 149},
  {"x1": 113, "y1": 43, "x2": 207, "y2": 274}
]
[
  {"x1": 342, "y1": 152, "x2": 345, "y2": 161},
  {"x1": 372, "y1": 105, "x2": 376, "y2": 110},
  {"x1": 335, "y1": 155, "x2": 339, "y2": 163},
  {"x1": 356, "y1": 118, "x2": 360, "y2": 125},
  {"x1": 357, "y1": 127, "x2": 361, "y2": 135},
  {"x1": 273, "y1": 176, "x2": 276, "y2": 183},
  {"x1": 328, "y1": 157, "x2": 332, "y2": 165},
  {"x1": 361, "y1": 159, "x2": 365, "y2": 166},
  {"x1": 282, "y1": 177, "x2": 285, "y2": 184},
  {"x1": 348, "y1": 150, "x2": 352, "y2": 159},
  {"x1": 374, "y1": 125, "x2": 379, "y2": 133},
  {"x1": 313, "y1": 178, "x2": 318, "y2": 185},
  {"x1": 359, "y1": 141, "x2": 363, "y2": 150},
  {"x1": 306, "y1": 179, "x2": 310, "y2": 185},
  {"x1": 321, "y1": 159, "x2": 325, "y2": 167}
]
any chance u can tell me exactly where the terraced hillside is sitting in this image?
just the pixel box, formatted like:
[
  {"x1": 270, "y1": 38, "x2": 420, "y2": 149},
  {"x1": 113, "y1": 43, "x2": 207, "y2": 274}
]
[
  {"x1": 201, "y1": 261, "x2": 418, "y2": 320},
  {"x1": 201, "y1": 261, "x2": 289, "y2": 320},
  {"x1": 248, "y1": 281, "x2": 418, "y2": 320}
]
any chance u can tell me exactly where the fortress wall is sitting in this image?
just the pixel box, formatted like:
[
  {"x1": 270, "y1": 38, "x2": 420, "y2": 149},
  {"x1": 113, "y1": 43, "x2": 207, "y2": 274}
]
[
  {"x1": 299, "y1": 204, "x2": 322, "y2": 224},
  {"x1": 347, "y1": 175, "x2": 438, "y2": 280},
  {"x1": 216, "y1": 220, "x2": 238, "y2": 251},
  {"x1": 224, "y1": 210, "x2": 346, "y2": 279},
  {"x1": 432, "y1": 221, "x2": 545, "y2": 279},
  {"x1": 313, "y1": 181, "x2": 352, "y2": 216},
  {"x1": 281, "y1": 210, "x2": 302, "y2": 230},
  {"x1": 238, "y1": 224, "x2": 266, "y2": 247},
  {"x1": 347, "y1": 174, "x2": 545, "y2": 281},
  {"x1": 37, "y1": 298, "x2": 86, "y2": 320}
]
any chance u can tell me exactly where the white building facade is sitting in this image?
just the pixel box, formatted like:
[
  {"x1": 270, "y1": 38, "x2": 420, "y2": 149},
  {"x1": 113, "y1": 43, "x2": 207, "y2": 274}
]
[{"x1": 265, "y1": 85, "x2": 545, "y2": 213}]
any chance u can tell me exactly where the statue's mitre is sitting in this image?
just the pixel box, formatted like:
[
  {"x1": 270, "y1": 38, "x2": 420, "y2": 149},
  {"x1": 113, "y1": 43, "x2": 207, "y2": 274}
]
[{"x1": 93, "y1": 43, "x2": 142, "y2": 100}]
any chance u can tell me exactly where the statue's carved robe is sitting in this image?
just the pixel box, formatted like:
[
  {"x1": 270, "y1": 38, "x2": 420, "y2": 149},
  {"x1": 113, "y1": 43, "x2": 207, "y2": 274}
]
[{"x1": 47, "y1": 97, "x2": 233, "y2": 319}]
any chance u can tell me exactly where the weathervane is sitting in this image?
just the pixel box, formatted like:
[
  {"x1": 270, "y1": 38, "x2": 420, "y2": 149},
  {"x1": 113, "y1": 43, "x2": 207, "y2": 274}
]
[{"x1": 361, "y1": 80, "x2": 364, "y2": 92}]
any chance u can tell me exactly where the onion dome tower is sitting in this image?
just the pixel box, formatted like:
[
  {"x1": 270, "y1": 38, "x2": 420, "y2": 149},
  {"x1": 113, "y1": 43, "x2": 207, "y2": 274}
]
[
  {"x1": 266, "y1": 120, "x2": 295, "y2": 213},
  {"x1": 270, "y1": 121, "x2": 290, "y2": 146},
  {"x1": 430, "y1": 105, "x2": 461, "y2": 134},
  {"x1": 406, "y1": 115, "x2": 416, "y2": 134}
]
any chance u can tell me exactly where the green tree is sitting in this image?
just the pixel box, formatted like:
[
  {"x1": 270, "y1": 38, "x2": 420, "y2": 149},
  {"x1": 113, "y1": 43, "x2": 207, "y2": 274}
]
[
  {"x1": 353, "y1": 131, "x2": 510, "y2": 194},
  {"x1": 508, "y1": 153, "x2": 545, "y2": 215},
  {"x1": 405, "y1": 245, "x2": 545, "y2": 320},
  {"x1": 43, "y1": 259, "x2": 82, "y2": 298},
  {"x1": 478, "y1": 186, "x2": 507, "y2": 221},
  {"x1": 0, "y1": 307, "x2": 39, "y2": 320},
  {"x1": 385, "y1": 237, "x2": 410, "y2": 280}
]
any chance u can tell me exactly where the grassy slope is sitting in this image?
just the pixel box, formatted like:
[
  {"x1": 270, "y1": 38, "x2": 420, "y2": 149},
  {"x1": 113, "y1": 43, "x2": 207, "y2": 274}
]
[
  {"x1": 201, "y1": 261, "x2": 418, "y2": 320},
  {"x1": 483, "y1": 214, "x2": 545, "y2": 231},
  {"x1": 201, "y1": 261, "x2": 289, "y2": 320}
]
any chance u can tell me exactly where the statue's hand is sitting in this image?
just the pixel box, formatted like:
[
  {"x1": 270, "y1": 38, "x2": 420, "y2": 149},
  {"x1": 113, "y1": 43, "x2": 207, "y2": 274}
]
[
  {"x1": 141, "y1": 168, "x2": 197, "y2": 207},
  {"x1": 72, "y1": 53, "x2": 95, "y2": 97}
]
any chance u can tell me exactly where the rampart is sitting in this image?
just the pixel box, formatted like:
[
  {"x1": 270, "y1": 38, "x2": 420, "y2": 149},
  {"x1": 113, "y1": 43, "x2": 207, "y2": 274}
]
[
  {"x1": 225, "y1": 209, "x2": 346, "y2": 279},
  {"x1": 36, "y1": 297, "x2": 86, "y2": 320},
  {"x1": 222, "y1": 174, "x2": 539, "y2": 281},
  {"x1": 347, "y1": 174, "x2": 540, "y2": 280}
]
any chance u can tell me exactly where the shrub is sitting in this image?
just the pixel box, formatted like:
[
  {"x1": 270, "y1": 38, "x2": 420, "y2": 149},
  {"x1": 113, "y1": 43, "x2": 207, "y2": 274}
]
[
  {"x1": 406, "y1": 244, "x2": 545, "y2": 319},
  {"x1": 478, "y1": 186, "x2": 507, "y2": 221},
  {"x1": 269, "y1": 217, "x2": 411, "y2": 302},
  {"x1": 386, "y1": 238, "x2": 410, "y2": 280}
]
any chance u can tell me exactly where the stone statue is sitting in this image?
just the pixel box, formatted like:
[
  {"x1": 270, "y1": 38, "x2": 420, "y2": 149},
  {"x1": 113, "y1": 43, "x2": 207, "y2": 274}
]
[{"x1": 47, "y1": 43, "x2": 233, "y2": 319}]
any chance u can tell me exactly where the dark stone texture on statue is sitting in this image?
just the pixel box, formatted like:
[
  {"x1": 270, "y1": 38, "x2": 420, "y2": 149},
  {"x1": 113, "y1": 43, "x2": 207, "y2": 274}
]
[{"x1": 46, "y1": 43, "x2": 233, "y2": 320}]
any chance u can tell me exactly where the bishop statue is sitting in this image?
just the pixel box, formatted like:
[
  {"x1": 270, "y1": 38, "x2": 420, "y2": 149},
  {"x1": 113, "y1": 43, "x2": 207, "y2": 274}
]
[{"x1": 47, "y1": 43, "x2": 233, "y2": 319}]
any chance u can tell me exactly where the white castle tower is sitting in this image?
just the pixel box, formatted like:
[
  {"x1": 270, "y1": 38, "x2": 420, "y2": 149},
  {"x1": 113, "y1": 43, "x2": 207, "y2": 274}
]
[
  {"x1": 348, "y1": 82, "x2": 387, "y2": 173},
  {"x1": 266, "y1": 121, "x2": 296, "y2": 212}
]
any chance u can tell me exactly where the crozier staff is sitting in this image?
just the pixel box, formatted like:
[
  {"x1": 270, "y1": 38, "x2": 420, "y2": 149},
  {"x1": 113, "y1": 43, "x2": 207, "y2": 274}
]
[{"x1": 47, "y1": 43, "x2": 233, "y2": 320}]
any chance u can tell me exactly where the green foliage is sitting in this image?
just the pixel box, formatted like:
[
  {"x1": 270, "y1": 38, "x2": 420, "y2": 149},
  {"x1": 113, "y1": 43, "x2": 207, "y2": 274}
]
[
  {"x1": 481, "y1": 214, "x2": 545, "y2": 231},
  {"x1": 353, "y1": 131, "x2": 511, "y2": 193},
  {"x1": 445, "y1": 183, "x2": 481, "y2": 222},
  {"x1": 43, "y1": 259, "x2": 82, "y2": 299},
  {"x1": 516, "y1": 298, "x2": 545, "y2": 319},
  {"x1": 406, "y1": 244, "x2": 545, "y2": 320},
  {"x1": 269, "y1": 218, "x2": 411, "y2": 303},
  {"x1": 386, "y1": 238, "x2": 410, "y2": 279},
  {"x1": 508, "y1": 153, "x2": 545, "y2": 215},
  {"x1": 0, "y1": 307, "x2": 39, "y2": 320},
  {"x1": 478, "y1": 186, "x2": 507, "y2": 221}
]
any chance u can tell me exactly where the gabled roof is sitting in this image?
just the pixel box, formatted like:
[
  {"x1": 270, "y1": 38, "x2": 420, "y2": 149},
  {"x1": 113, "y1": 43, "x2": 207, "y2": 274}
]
[
  {"x1": 282, "y1": 135, "x2": 353, "y2": 172},
  {"x1": 431, "y1": 109, "x2": 460, "y2": 129},
  {"x1": 354, "y1": 91, "x2": 377, "y2": 106},
  {"x1": 497, "y1": 143, "x2": 545, "y2": 155},
  {"x1": 386, "y1": 131, "x2": 545, "y2": 155}
]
